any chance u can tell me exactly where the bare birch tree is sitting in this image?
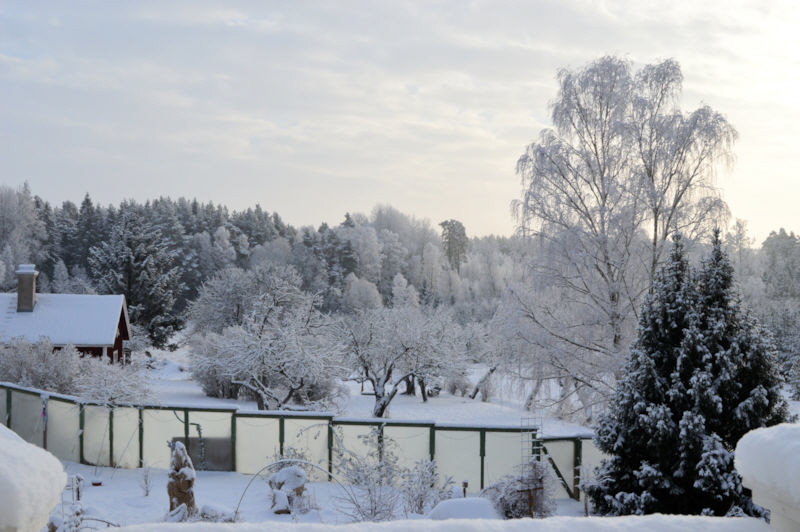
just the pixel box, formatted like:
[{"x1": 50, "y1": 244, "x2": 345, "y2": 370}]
[{"x1": 512, "y1": 57, "x2": 736, "y2": 405}]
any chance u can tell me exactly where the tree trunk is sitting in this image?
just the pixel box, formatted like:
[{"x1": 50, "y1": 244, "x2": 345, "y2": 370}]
[
  {"x1": 402, "y1": 375, "x2": 416, "y2": 395},
  {"x1": 469, "y1": 365, "x2": 497, "y2": 400},
  {"x1": 523, "y1": 377, "x2": 543, "y2": 411},
  {"x1": 419, "y1": 378, "x2": 428, "y2": 402}
]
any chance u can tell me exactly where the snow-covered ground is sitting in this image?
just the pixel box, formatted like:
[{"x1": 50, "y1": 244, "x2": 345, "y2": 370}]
[
  {"x1": 50, "y1": 459, "x2": 588, "y2": 527},
  {"x1": 32, "y1": 346, "x2": 798, "y2": 529}
]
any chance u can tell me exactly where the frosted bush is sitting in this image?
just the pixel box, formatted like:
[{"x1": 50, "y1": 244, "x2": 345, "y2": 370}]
[
  {"x1": 480, "y1": 459, "x2": 557, "y2": 519},
  {"x1": 0, "y1": 338, "x2": 82, "y2": 393},
  {"x1": 400, "y1": 459, "x2": 453, "y2": 515},
  {"x1": 0, "y1": 338, "x2": 149, "y2": 405},
  {"x1": 333, "y1": 428, "x2": 402, "y2": 522}
]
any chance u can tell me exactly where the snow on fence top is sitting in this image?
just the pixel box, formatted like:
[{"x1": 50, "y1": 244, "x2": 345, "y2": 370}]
[
  {"x1": 735, "y1": 423, "x2": 800, "y2": 508},
  {"x1": 0, "y1": 424, "x2": 65, "y2": 532},
  {"x1": 116, "y1": 515, "x2": 769, "y2": 532}
]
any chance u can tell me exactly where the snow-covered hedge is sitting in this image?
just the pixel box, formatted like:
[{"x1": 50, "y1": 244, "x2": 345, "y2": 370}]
[{"x1": 0, "y1": 424, "x2": 65, "y2": 532}]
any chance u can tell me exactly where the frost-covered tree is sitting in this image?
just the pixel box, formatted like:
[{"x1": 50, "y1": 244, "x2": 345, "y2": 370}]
[
  {"x1": 338, "y1": 305, "x2": 465, "y2": 417},
  {"x1": 439, "y1": 219, "x2": 468, "y2": 273},
  {"x1": 342, "y1": 273, "x2": 383, "y2": 312},
  {"x1": 513, "y1": 56, "x2": 736, "y2": 401},
  {"x1": 0, "y1": 184, "x2": 46, "y2": 288},
  {"x1": 587, "y1": 234, "x2": 789, "y2": 516},
  {"x1": 190, "y1": 263, "x2": 345, "y2": 410},
  {"x1": 88, "y1": 207, "x2": 185, "y2": 347}
]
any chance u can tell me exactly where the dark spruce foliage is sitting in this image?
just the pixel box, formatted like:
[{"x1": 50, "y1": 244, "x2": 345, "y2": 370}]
[{"x1": 586, "y1": 233, "x2": 789, "y2": 516}]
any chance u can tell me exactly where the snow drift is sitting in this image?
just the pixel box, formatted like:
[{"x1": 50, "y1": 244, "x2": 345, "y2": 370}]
[{"x1": 0, "y1": 424, "x2": 66, "y2": 532}]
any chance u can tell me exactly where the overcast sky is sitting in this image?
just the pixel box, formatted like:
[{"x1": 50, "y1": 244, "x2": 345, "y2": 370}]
[{"x1": 1, "y1": 1, "x2": 799, "y2": 241}]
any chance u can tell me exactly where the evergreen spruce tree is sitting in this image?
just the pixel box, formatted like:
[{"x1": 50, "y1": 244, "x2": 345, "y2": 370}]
[
  {"x1": 586, "y1": 233, "x2": 789, "y2": 516},
  {"x1": 89, "y1": 208, "x2": 185, "y2": 348}
]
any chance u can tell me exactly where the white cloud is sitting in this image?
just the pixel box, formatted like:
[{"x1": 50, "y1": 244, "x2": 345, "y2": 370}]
[{"x1": 0, "y1": 1, "x2": 799, "y2": 238}]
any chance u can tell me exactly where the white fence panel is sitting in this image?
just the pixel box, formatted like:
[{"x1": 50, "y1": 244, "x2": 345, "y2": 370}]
[
  {"x1": 235, "y1": 416, "x2": 281, "y2": 474},
  {"x1": 47, "y1": 398, "x2": 80, "y2": 462},
  {"x1": 285, "y1": 417, "x2": 330, "y2": 481},
  {"x1": 544, "y1": 439, "x2": 575, "y2": 499},
  {"x1": 113, "y1": 407, "x2": 141, "y2": 468},
  {"x1": 384, "y1": 425, "x2": 431, "y2": 472},
  {"x1": 435, "y1": 430, "x2": 481, "y2": 492},
  {"x1": 11, "y1": 390, "x2": 45, "y2": 447},
  {"x1": 142, "y1": 408, "x2": 185, "y2": 468},
  {"x1": 83, "y1": 405, "x2": 111, "y2": 467},
  {"x1": 484, "y1": 431, "x2": 524, "y2": 487}
]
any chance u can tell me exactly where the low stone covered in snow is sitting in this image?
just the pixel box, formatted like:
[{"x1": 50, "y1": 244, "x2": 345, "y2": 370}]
[{"x1": 0, "y1": 424, "x2": 66, "y2": 532}]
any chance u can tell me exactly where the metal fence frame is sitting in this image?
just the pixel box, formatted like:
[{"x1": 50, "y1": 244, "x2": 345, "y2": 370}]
[{"x1": 0, "y1": 381, "x2": 596, "y2": 499}]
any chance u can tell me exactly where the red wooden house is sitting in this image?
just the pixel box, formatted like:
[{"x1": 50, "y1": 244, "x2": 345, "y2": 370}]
[{"x1": 0, "y1": 265, "x2": 131, "y2": 363}]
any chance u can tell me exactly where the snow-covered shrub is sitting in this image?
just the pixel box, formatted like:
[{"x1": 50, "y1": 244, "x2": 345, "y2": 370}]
[
  {"x1": 400, "y1": 460, "x2": 453, "y2": 515},
  {"x1": 480, "y1": 459, "x2": 557, "y2": 519},
  {"x1": 333, "y1": 428, "x2": 402, "y2": 522},
  {"x1": 140, "y1": 463, "x2": 152, "y2": 497},
  {"x1": 0, "y1": 338, "x2": 82, "y2": 393},
  {"x1": 73, "y1": 354, "x2": 150, "y2": 405},
  {"x1": 0, "y1": 338, "x2": 149, "y2": 405}
]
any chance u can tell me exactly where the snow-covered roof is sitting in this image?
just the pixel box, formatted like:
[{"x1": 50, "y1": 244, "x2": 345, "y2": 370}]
[{"x1": 0, "y1": 293, "x2": 129, "y2": 347}]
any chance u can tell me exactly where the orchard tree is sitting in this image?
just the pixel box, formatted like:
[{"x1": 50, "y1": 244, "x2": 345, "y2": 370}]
[
  {"x1": 338, "y1": 305, "x2": 465, "y2": 417},
  {"x1": 587, "y1": 234, "x2": 789, "y2": 516},
  {"x1": 513, "y1": 57, "x2": 736, "y2": 399},
  {"x1": 190, "y1": 262, "x2": 345, "y2": 409}
]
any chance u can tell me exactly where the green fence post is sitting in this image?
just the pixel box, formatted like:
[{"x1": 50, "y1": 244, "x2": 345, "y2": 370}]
[
  {"x1": 573, "y1": 438, "x2": 583, "y2": 501},
  {"x1": 327, "y1": 422, "x2": 334, "y2": 481},
  {"x1": 109, "y1": 408, "x2": 114, "y2": 467},
  {"x1": 6, "y1": 388, "x2": 12, "y2": 428},
  {"x1": 429, "y1": 426, "x2": 436, "y2": 462},
  {"x1": 279, "y1": 417, "x2": 285, "y2": 456},
  {"x1": 479, "y1": 429, "x2": 486, "y2": 490},
  {"x1": 230, "y1": 414, "x2": 237, "y2": 472},
  {"x1": 138, "y1": 408, "x2": 144, "y2": 468},
  {"x1": 79, "y1": 404, "x2": 85, "y2": 465},
  {"x1": 183, "y1": 409, "x2": 190, "y2": 446},
  {"x1": 378, "y1": 422, "x2": 385, "y2": 462}
]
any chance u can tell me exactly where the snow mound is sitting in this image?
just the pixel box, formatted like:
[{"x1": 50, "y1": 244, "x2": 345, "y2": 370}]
[
  {"x1": 428, "y1": 497, "x2": 501, "y2": 520},
  {"x1": 116, "y1": 515, "x2": 769, "y2": 531},
  {"x1": 735, "y1": 423, "x2": 800, "y2": 506},
  {"x1": 0, "y1": 424, "x2": 66, "y2": 531}
]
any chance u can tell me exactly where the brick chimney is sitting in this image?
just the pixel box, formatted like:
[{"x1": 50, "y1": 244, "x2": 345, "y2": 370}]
[{"x1": 16, "y1": 264, "x2": 38, "y2": 312}]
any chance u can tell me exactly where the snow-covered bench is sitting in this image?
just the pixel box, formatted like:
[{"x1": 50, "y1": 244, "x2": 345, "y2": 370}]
[{"x1": 736, "y1": 423, "x2": 800, "y2": 532}]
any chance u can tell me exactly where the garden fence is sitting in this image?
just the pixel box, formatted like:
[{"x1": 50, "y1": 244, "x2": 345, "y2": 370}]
[{"x1": 0, "y1": 381, "x2": 601, "y2": 500}]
